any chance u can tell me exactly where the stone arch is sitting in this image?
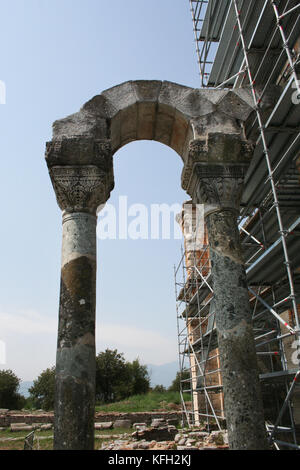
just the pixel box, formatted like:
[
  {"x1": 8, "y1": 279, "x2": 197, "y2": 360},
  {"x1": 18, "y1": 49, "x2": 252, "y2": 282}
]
[
  {"x1": 50, "y1": 80, "x2": 255, "y2": 163},
  {"x1": 45, "y1": 80, "x2": 269, "y2": 451}
]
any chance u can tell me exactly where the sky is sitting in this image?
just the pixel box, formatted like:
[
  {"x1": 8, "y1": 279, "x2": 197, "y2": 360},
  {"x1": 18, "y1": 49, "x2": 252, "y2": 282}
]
[{"x1": 0, "y1": 0, "x2": 202, "y2": 382}]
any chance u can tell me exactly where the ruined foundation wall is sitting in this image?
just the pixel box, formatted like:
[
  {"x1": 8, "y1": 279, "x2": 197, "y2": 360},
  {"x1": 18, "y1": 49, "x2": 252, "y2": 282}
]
[{"x1": 0, "y1": 411, "x2": 182, "y2": 428}]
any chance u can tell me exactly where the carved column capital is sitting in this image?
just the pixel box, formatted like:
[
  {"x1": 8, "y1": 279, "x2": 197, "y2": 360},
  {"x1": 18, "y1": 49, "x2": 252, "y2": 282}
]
[
  {"x1": 194, "y1": 163, "x2": 249, "y2": 216},
  {"x1": 181, "y1": 133, "x2": 254, "y2": 216},
  {"x1": 46, "y1": 137, "x2": 114, "y2": 214},
  {"x1": 49, "y1": 165, "x2": 113, "y2": 214}
]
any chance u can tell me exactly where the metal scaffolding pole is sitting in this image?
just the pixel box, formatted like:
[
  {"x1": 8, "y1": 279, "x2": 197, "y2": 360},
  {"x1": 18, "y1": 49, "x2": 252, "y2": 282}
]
[{"x1": 180, "y1": 0, "x2": 300, "y2": 449}]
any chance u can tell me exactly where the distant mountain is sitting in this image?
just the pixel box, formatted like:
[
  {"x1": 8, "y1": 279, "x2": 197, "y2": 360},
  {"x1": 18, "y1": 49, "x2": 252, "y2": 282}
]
[
  {"x1": 19, "y1": 381, "x2": 33, "y2": 398},
  {"x1": 147, "y1": 362, "x2": 179, "y2": 388}
]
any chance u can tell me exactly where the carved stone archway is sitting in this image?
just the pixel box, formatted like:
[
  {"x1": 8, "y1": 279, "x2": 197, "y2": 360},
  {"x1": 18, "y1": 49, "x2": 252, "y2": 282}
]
[{"x1": 45, "y1": 80, "x2": 268, "y2": 450}]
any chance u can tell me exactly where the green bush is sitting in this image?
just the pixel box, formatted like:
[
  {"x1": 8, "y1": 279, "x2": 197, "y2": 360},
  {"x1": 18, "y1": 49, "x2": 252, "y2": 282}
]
[
  {"x1": 0, "y1": 369, "x2": 25, "y2": 410},
  {"x1": 95, "y1": 349, "x2": 150, "y2": 404},
  {"x1": 29, "y1": 366, "x2": 55, "y2": 411}
]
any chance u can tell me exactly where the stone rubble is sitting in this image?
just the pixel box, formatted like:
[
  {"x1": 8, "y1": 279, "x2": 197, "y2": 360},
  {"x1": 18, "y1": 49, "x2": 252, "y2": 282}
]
[
  {"x1": 1, "y1": 414, "x2": 229, "y2": 451},
  {"x1": 94, "y1": 422, "x2": 113, "y2": 430},
  {"x1": 99, "y1": 419, "x2": 229, "y2": 451}
]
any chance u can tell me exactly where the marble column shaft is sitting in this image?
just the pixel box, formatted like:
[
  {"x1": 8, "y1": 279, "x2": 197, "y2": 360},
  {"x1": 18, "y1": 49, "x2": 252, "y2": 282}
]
[
  {"x1": 46, "y1": 140, "x2": 114, "y2": 450},
  {"x1": 54, "y1": 211, "x2": 97, "y2": 450},
  {"x1": 183, "y1": 134, "x2": 269, "y2": 450}
]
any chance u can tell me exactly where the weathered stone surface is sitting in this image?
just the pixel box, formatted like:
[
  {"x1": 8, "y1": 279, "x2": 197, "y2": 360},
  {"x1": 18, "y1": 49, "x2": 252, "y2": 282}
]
[
  {"x1": 53, "y1": 211, "x2": 99, "y2": 450},
  {"x1": 206, "y1": 211, "x2": 268, "y2": 450},
  {"x1": 49, "y1": 80, "x2": 256, "y2": 162},
  {"x1": 171, "y1": 112, "x2": 189, "y2": 156},
  {"x1": 134, "y1": 426, "x2": 177, "y2": 442},
  {"x1": 186, "y1": 438, "x2": 197, "y2": 445},
  {"x1": 114, "y1": 419, "x2": 132, "y2": 429},
  {"x1": 55, "y1": 240, "x2": 96, "y2": 450},
  {"x1": 136, "y1": 102, "x2": 157, "y2": 140},
  {"x1": 40, "y1": 424, "x2": 52, "y2": 431},
  {"x1": 189, "y1": 431, "x2": 209, "y2": 439},
  {"x1": 45, "y1": 80, "x2": 267, "y2": 452},
  {"x1": 120, "y1": 104, "x2": 138, "y2": 145},
  {"x1": 10, "y1": 424, "x2": 32, "y2": 432},
  {"x1": 46, "y1": 136, "x2": 115, "y2": 451},
  {"x1": 32, "y1": 423, "x2": 43, "y2": 430},
  {"x1": 217, "y1": 90, "x2": 255, "y2": 121},
  {"x1": 49, "y1": 165, "x2": 114, "y2": 215},
  {"x1": 45, "y1": 137, "x2": 113, "y2": 171},
  {"x1": 151, "y1": 418, "x2": 166, "y2": 428},
  {"x1": 206, "y1": 431, "x2": 225, "y2": 446},
  {"x1": 133, "y1": 422, "x2": 147, "y2": 429},
  {"x1": 189, "y1": 135, "x2": 268, "y2": 450},
  {"x1": 181, "y1": 133, "x2": 253, "y2": 197},
  {"x1": 0, "y1": 411, "x2": 181, "y2": 429},
  {"x1": 52, "y1": 112, "x2": 109, "y2": 141},
  {"x1": 178, "y1": 438, "x2": 186, "y2": 446},
  {"x1": 132, "y1": 80, "x2": 162, "y2": 103},
  {"x1": 138, "y1": 442, "x2": 150, "y2": 449},
  {"x1": 99, "y1": 425, "x2": 229, "y2": 451},
  {"x1": 94, "y1": 422, "x2": 113, "y2": 430},
  {"x1": 101, "y1": 81, "x2": 138, "y2": 114}
]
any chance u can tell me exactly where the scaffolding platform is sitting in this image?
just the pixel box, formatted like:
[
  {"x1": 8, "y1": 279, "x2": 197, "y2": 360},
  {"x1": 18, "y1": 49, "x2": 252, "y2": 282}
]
[{"x1": 176, "y1": 0, "x2": 300, "y2": 449}]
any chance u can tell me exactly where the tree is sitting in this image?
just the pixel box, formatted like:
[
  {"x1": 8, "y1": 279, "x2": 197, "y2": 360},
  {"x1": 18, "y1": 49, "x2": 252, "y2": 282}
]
[
  {"x1": 127, "y1": 359, "x2": 150, "y2": 396},
  {"x1": 168, "y1": 370, "x2": 190, "y2": 392},
  {"x1": 29, "y1": 367, "x2": 55, "y2": 411},
  {"x1": 95, "y1": 349, "x2": 130, "y2": 403},
  {"x1": 95, "y1": 349, "x2": 150, "y2": 403},
  {"x1": 152, "y1": 384, "x2": 166, "y2": 393},
  {"x1": 0, "y1": 369, "x2": 25, "y2": 409},
  {"x1": 27, "y1": 350, "x2": 150, "y2": 409}
]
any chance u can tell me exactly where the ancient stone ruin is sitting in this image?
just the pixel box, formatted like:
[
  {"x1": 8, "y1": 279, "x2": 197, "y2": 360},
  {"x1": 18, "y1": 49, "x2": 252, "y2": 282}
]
[{"x1": 45, "y1": 80, "x2": 271, "y2": 450}]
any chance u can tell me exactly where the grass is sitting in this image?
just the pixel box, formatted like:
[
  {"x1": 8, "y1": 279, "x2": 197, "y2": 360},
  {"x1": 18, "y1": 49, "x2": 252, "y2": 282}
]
[
  {"x1": 0, "y1": 429, "x2": 53, "y2": 439},
  {"x1": 0, "y1": 427, "x2": 131, "y2": 451},
  {"x1": 0, "y1": 429, "x2": 54, "y2": 451},
  {"x1": 95, "y1": 391, "x2": 187, "y2": 412},
  {"x1": 0, "y1": 391, "x2": 188, "y2": 450}
]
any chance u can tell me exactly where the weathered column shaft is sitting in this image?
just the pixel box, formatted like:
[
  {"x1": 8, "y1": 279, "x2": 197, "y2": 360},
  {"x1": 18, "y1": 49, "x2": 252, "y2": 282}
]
[
  {"x1": 206, "y1": 210, "x2": 267, "y2": 449},
  {"x1": 46, "y1": 138, "x2": 114, "y2": 450},
  {"x1": 182, "y1": 134, "x2": 268, "y2": 450},
  {"x1": 55, "y1": 212, "x2": 97, "y2": 450}
]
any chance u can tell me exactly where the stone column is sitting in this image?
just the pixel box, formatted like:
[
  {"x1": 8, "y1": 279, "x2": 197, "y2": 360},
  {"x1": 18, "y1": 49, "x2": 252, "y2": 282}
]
[
  {"x1": 46, "y1": 139, "x2": 114, "y2": 450},
  {"x1": 182, "y1": 133, "x2": 269, "y2": 450}
]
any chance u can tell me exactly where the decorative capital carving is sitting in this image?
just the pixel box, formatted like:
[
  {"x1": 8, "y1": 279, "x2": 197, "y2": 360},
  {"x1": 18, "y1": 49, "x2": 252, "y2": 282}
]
[
  {"x1": 181, "y1": 133, "x2": 253, "y2": 217},
  {"x1": 181, "y1": 139, "x2": 208, "y2": 192},
  {"x1": 49, "y1": 165, "x2": 114, "y2": 214},
  {"x1": 194, "y1": 163, "x2": 249, "y2": 216}
]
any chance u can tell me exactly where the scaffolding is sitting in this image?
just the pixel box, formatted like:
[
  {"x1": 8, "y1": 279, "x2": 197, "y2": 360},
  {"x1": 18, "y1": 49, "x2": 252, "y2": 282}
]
[{"x1": 175, "y1": 0, "x2": 300, "y2": 449}]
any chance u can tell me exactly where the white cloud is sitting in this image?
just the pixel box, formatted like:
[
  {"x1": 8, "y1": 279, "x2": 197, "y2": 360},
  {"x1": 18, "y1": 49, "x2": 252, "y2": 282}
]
[
  {"x1": 0, "y1": 309, "x2": 178, "y2": 381},
  {"x1": 0, "y1": 309, "x2": 57, "y2": 335},
  {"x1": 96, "y1": 322, "x2": 178, "y2": 365},
  {"x1": 0, "y1": 309, "x2": 57, "y2": 381}
]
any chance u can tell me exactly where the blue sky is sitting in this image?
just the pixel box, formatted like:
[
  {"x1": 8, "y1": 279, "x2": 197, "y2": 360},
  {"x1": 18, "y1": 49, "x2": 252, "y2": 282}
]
[{"x1": 0, "y1": 0, "x2": 201, "y2": 381}]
